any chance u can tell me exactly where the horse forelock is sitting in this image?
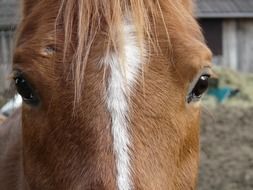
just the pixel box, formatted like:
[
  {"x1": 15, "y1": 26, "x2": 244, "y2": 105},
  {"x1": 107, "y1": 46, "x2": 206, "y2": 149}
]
[
  {"x1": 55, "y1": 0, "x2": 198, "y2": 105},
  {"x1": 18, "y1": 0, "x2": 200, "y2": 105}
]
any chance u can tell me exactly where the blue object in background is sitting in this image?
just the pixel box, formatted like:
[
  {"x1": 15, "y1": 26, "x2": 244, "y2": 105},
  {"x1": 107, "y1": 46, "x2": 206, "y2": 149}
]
[{"x1": 207, "y1": 87, "x2": 240, "y2": 103}]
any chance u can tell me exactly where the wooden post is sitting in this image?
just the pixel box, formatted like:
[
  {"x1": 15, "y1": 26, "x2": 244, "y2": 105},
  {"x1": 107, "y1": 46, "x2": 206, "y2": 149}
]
[
  {"x1": 222, "y1": 20, "x2": 238, "y2": 71},
  {"x1": 0, "y1": 31, "x2": 12, "y2": 94}
]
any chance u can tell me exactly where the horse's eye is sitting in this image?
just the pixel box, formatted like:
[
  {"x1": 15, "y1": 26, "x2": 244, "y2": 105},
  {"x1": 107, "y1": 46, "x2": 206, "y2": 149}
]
[
  {"x1": 13, "y1": 74, "x2": 39, "y2": 106},
  {"x1": 187, "y1": 74, "x2": 210, "y2": 103}
]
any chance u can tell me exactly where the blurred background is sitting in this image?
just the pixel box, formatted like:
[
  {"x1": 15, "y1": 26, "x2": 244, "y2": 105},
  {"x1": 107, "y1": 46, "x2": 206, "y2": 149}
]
[
  {"x1": 0, "y1": 0, "x2": 253, "y2": 189},
  {"x1": 197, "y1": 1, "x2": 253, "y2": 190}
]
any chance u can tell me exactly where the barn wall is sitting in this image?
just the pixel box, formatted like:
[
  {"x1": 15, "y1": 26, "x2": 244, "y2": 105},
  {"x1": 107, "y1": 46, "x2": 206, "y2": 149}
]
[{"x1": 215, "y1": 19, "x2": 253, "y2": 73}]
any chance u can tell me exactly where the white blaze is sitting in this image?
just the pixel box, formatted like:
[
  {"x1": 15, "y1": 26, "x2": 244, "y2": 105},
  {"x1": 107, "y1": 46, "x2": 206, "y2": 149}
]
[{"x1": 106, "y1": 24, "x2": 143, "y2": 190}]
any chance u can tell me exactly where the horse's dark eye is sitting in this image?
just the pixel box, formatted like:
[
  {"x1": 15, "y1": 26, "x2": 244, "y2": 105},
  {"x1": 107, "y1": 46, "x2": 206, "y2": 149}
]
[
  {"x1": 187, "y1": 74, "x2": 210, "y2": 103},
  {"x1": 13, "y1": 75, "x2": 39, "y2": 106}
]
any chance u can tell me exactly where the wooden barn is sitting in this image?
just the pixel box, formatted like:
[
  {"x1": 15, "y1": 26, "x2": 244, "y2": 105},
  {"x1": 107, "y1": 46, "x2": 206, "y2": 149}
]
[
  {"x1": 0, "y1": 0, "x2": 20, "y2": 93},
  {"x1": 197, "y1": 0, "x2": 253, "y2": 73}
]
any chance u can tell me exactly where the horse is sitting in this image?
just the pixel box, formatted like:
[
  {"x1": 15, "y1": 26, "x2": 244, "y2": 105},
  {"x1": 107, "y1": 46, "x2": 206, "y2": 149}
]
[{"x1": 0, "y1": 0, "x2": 212, "y2": 189}]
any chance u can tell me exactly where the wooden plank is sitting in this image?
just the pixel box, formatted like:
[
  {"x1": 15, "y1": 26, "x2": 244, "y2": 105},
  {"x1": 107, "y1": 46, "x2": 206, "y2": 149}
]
[
  {"x1": 237, "y1": 19, "x2": 253, "y2": 73},
  {"x1": 0, "y1": 30, "x2": 13, "y2": 93},
  {"x1": 0, "y1": 64, "x2": 11, "y2": 94},
  {"x1": 0, "y1": 31, "x2": 8, "y2": 64}
]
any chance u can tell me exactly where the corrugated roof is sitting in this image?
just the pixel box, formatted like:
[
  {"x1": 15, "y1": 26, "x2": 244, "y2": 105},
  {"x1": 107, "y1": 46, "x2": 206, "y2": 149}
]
[
  {"x1": 196, "y1": 0, "x2": 253, "y2": 18},
  {"x1": 0, "y1": 0, "x2": 20, "y2": 28}
]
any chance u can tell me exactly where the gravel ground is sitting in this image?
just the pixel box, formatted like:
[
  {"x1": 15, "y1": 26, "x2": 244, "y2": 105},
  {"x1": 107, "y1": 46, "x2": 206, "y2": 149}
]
[{"x1": 199, "y1": 106, "x2": 253, "y2": 190}]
